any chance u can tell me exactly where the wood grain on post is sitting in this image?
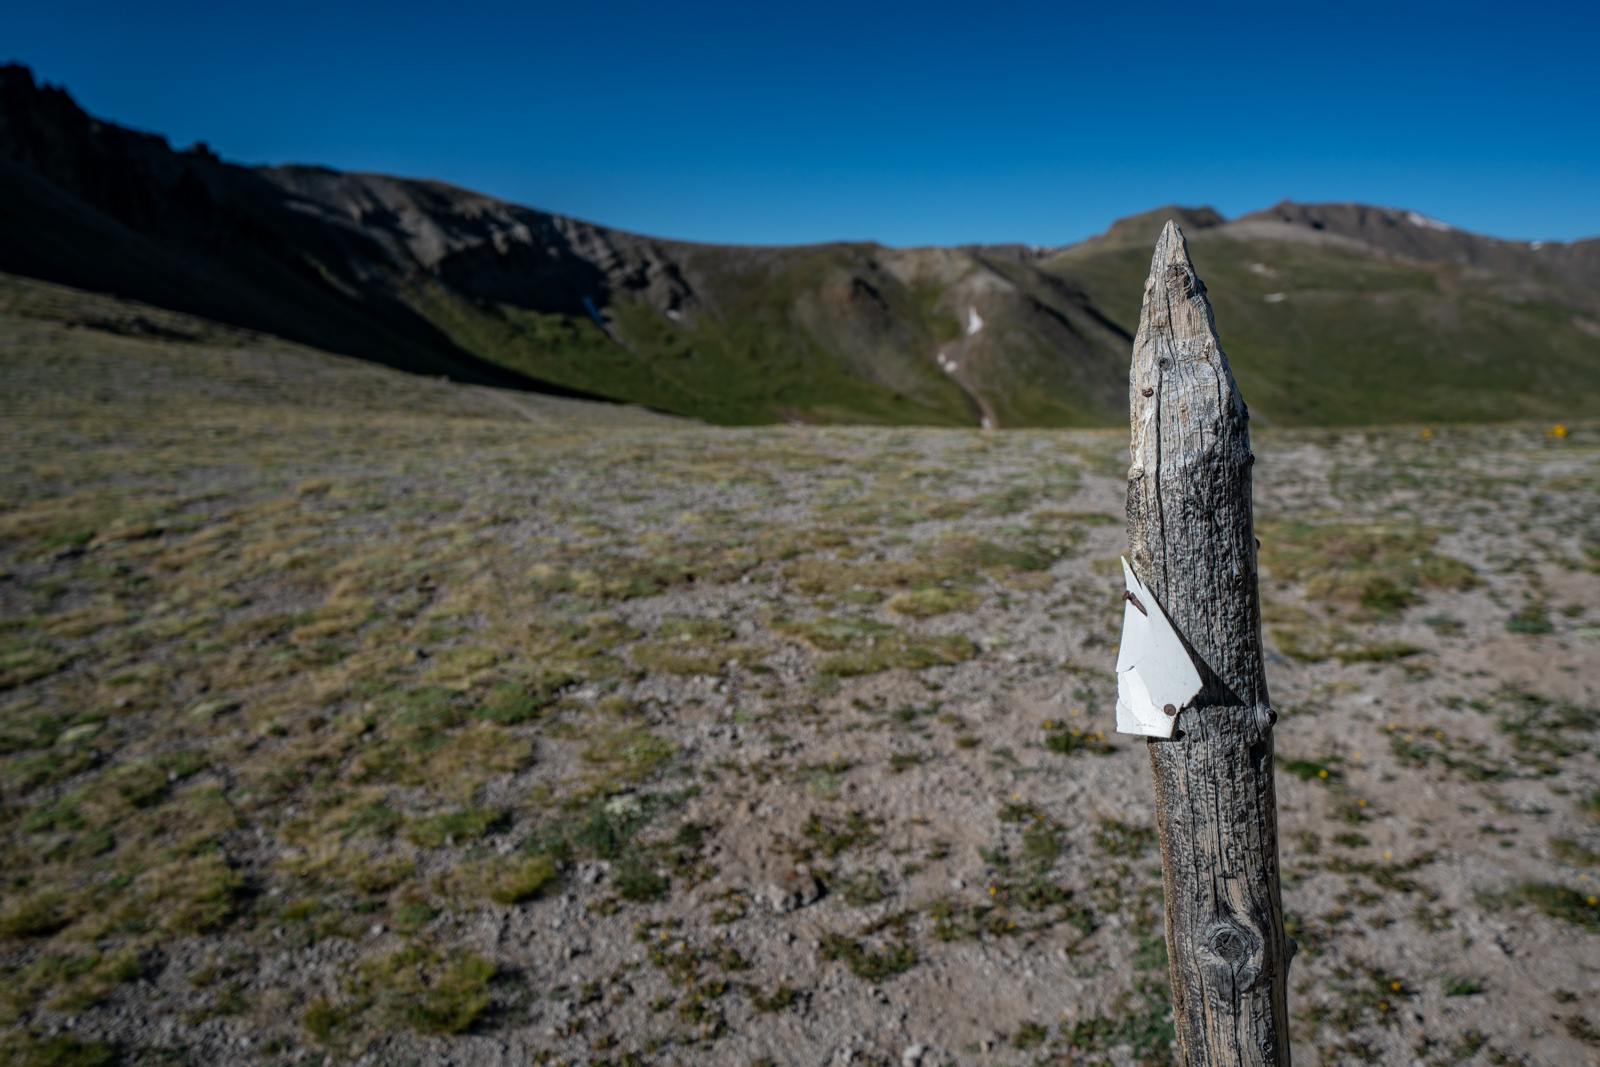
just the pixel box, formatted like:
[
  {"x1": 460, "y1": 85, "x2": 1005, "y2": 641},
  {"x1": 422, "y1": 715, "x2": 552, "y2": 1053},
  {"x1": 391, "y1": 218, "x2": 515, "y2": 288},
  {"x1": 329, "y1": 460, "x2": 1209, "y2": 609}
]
[{"x1": 1126, "y1": 221, "x2": 1292, "y2": 1066}]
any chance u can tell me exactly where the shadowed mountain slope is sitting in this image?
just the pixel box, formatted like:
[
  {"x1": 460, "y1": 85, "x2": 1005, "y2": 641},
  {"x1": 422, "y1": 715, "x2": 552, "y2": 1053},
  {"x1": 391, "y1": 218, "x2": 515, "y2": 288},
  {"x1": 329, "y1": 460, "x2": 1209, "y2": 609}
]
[
  {"x1": 0, "y1": 65, "x2": 1129, "y2": 426},
  {"x1": 0, "y1": 69, "x2": 588, "y2": 398}
]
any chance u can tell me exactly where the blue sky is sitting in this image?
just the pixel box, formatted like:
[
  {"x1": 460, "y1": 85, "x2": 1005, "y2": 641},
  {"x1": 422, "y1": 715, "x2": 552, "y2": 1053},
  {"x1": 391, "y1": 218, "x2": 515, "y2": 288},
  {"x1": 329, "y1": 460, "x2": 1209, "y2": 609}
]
[{"x1": 7, "y1": 0, "x2": 1598, "y2": 246}]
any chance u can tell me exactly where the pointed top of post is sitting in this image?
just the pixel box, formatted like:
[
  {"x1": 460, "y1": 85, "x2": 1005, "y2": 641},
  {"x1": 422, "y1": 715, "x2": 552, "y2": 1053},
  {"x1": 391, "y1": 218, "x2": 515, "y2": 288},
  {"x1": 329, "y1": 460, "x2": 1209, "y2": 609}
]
[
  {"x1": 1129, "y1": 221, "x2": 1245, "y2": 433},
  {"x1": 1133, "y1": 220, "x2": 1226, "y2": 371}
]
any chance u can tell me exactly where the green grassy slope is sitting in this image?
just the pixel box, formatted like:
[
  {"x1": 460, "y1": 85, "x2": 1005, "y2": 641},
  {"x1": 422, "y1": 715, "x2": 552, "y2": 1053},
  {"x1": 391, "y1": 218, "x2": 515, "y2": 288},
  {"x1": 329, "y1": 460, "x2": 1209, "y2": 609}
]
[
  {"x1": 404, "y1": 246, "x2": 975, "y2": 426},
  {"x1": 1044, "y1": 217, "x2": 1600, "y2": 426},
  {"x1": 0, "y1": 272, "x2": 686, "y2": 428},
  {"x1": 407, "y1": 240, "x2": 1130, "y2": 427}
]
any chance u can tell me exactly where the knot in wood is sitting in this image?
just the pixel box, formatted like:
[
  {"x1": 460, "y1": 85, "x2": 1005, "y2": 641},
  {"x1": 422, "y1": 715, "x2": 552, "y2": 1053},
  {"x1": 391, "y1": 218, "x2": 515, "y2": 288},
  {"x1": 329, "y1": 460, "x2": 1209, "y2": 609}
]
[
  {"x1": 1210, "y1": 925, "x2": 1251, "y2": 964},
  {"x1": 1253, "y1": 703, "x2": 1277, "y2": 736},
  {"x1": 1203, "y1": 918, "x2": 1263, "y2": 991},
  {"x1": 1166, "y1": 262, "x2": 1200, "y2": 301}
]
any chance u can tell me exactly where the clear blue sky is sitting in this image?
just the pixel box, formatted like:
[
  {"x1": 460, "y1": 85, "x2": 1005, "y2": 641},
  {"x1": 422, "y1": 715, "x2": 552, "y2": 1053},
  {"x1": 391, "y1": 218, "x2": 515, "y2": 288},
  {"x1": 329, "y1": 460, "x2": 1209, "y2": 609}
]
[{"x1": 7, "y1": 0, "x2": 1598, "y2": 246}]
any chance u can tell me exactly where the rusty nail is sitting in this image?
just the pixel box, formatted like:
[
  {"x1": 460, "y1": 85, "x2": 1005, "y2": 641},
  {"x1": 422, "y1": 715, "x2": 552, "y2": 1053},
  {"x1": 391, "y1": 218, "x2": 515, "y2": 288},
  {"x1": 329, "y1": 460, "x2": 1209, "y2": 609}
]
[
  {"x1": 1122, "y1": 590, "x2": 1148, "y2": 616},
  {"x1": 1164, "y1": 704, "x2": 1177, "y2": 717},
  {"x1": 1141, "y1": 387, "x2": 1154, "y2": 397}
]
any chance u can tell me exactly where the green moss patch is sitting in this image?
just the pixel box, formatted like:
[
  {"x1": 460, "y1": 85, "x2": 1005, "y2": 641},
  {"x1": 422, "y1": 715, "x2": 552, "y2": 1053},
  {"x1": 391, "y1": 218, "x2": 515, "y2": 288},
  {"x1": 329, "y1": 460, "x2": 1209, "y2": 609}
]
[{"x1": 1258, "y1": 522, "x2": 1478, "y2": 613}]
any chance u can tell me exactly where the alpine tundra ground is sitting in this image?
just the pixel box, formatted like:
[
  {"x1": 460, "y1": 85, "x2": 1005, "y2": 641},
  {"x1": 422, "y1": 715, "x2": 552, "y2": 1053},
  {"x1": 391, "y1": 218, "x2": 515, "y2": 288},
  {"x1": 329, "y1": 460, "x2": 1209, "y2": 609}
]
[{"x1": 2, "y1": 274, "x2": 1600, "y2": 1067}]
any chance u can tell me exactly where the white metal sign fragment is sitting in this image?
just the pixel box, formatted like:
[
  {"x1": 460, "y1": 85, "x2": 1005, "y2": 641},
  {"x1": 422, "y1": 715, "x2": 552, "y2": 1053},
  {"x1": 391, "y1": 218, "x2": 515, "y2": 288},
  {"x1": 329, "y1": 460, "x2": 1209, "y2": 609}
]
[{"x1": 1114, "y1": 557, "x2": 1202, "y2": 738}]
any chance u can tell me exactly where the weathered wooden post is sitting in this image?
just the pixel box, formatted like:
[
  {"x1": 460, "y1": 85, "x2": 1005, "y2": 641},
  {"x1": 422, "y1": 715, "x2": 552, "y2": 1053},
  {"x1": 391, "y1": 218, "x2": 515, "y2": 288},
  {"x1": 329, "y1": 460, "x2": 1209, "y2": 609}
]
[{"x1": 1118, "y1": 221, "x2": 1292, "y2": 1065}]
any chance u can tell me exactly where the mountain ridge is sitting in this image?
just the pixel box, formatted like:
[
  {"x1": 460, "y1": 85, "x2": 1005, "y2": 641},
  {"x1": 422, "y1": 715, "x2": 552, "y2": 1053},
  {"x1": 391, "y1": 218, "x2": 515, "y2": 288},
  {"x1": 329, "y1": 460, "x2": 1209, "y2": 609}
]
[{"x1": 3, "y1": 62, "x2": 1598, "y2": 426}]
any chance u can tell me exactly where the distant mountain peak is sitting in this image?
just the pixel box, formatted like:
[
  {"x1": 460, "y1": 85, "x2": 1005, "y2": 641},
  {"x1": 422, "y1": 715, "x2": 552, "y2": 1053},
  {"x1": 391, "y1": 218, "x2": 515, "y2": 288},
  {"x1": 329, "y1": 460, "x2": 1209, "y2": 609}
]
[
  {"x1": 1241, "y1": 199, "x2": 1465, "y2": 238},
  {"x1": 1232, "y1": 200, "x2": 1600, "y2": 286},
  {"x1": 1056, "y1": 205, "x2": 1226, "y2": 258}
]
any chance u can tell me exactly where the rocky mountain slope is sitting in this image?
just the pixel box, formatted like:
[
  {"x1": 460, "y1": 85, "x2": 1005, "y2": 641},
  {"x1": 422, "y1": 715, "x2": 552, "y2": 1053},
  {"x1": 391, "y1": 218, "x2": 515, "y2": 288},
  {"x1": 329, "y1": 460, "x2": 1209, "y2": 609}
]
[{"x1": 3, "y1": 62, "x2": 1598, "y2": 426}]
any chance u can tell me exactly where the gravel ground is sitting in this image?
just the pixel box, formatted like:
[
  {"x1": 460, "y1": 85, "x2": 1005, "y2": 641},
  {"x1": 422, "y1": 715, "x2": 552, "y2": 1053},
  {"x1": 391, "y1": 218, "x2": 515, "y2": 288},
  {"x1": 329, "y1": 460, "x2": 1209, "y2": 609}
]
[{"x1": 3, "y1": 282, "x2": 1600, "y2": 1067}]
